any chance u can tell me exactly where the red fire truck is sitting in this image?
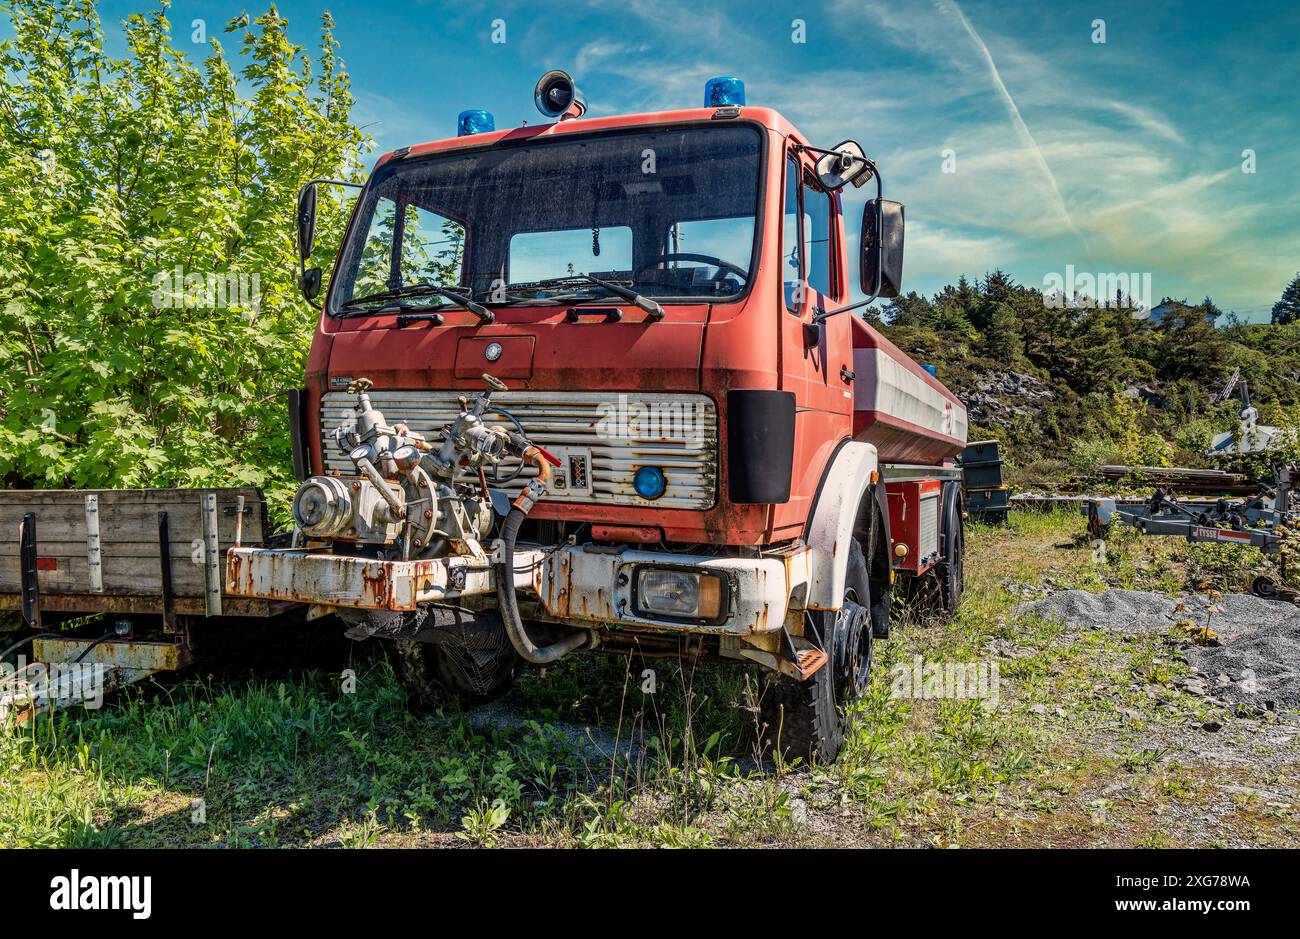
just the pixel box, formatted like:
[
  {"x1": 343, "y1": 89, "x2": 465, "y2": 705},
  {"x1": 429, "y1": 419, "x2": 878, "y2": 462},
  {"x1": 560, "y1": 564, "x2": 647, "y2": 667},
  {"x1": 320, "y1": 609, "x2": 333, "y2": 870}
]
[{"x1": 5, "y1": 72, "x2": 968, "y2": 760}]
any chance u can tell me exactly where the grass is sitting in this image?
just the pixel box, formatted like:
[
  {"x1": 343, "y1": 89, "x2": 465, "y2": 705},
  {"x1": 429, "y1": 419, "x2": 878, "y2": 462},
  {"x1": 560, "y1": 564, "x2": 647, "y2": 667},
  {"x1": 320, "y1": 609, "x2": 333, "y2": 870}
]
[{"x1": 2, "y1": 508, "x2": 1297, "y2": 848}]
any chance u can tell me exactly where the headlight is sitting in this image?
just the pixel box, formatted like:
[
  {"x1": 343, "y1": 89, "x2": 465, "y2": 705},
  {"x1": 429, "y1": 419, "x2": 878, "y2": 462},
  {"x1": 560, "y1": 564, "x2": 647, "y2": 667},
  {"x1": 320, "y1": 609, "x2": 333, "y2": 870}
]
[{"x1": 635, "y1": 568, "x2": 725, "y2": 621}]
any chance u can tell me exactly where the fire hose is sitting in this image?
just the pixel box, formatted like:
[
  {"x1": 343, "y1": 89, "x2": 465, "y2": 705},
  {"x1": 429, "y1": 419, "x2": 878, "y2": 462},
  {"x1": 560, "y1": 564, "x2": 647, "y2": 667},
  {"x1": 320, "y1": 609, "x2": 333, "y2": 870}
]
[{"x1": 494, "y1": 442, "x2": 594, "y2": 664}]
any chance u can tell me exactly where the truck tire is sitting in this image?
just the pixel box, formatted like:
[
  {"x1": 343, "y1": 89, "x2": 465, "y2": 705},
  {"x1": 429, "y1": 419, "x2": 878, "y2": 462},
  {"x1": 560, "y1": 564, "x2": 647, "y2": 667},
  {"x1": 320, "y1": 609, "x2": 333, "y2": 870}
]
[
  {"x1": 388, "y1": 638, "x2": 519, "y2": 708},
  {"x1": 938, "y1": 503, "x2": 964, "y2": 613},
  {"x1": 761, "y1": 539, "x2": 873, "y2": 763},
  {"x1": 863, "y1": 495, "x2": 892, "y2": 639}
]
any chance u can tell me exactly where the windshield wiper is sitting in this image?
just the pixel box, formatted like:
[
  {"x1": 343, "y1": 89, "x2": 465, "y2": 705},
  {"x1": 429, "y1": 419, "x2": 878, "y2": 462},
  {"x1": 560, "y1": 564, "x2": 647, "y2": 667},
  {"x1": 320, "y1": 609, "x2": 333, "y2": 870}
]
[
  {"x1": 341, "y1": 283, "x2": 441, "y2": 307},
  {"x1": 579, "y1": 274, "x2": 664, "y2": 321},
  {"x1": 561, "y1": 274, "x2": 660, "y2": 322},
  {"x1": 340, "y1": 284, "x2": 494, "y2": 324},
  {"x1": 494, "y1": 292, "x2": 614, "y2": 307},
  {"x1": 335, "y1": 296, "x2": 447, "y2": 319}
]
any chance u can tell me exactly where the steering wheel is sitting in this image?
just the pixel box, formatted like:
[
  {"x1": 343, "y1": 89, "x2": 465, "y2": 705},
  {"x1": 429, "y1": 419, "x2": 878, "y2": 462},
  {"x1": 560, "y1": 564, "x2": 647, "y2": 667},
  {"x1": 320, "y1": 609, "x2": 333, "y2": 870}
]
[{"x1": 635, "y1": 253, "x2": 749, "y2": 284}]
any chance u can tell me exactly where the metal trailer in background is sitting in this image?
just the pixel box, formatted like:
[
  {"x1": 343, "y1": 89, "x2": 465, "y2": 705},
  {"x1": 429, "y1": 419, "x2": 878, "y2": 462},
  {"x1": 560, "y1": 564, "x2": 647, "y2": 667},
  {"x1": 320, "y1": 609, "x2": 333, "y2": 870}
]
[{"x1": 1082, "y1": 466, "x2": 1299, "y2": 560}]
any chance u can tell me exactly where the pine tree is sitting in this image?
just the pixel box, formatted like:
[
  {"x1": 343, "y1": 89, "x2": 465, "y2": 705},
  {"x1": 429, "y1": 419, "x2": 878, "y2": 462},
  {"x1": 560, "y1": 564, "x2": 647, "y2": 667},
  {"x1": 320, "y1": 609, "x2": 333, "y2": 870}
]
[
  {"x1": 982, "y1": 301, "x2": 1022, "y2": 362},
  {"x1": 1271, "y1": 274, "x2": 1300, "y2": 325},
  {"x1": 973, "y1": 270, "x2": 1014, "y2": 330}
]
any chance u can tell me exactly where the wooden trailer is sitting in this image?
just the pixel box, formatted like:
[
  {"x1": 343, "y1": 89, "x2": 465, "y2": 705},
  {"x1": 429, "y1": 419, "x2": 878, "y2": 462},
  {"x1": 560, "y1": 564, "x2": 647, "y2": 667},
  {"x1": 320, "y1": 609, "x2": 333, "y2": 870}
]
[{"x1": 1, "y1": 488, "x2": 297, "y2": 718}]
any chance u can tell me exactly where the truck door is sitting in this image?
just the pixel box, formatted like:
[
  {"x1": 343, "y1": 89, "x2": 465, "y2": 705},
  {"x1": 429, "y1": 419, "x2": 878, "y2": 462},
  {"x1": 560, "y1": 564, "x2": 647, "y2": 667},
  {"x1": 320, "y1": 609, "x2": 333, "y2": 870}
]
[{"x1": 773, "y1": 146, "x2": 854, "y2": 539}]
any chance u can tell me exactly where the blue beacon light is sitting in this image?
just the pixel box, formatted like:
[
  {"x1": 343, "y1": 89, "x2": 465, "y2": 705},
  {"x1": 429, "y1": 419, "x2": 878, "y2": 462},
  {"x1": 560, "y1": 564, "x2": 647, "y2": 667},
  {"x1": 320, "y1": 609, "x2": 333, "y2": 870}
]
[
  {"x1": 457, "y1": 109, "x2": 495, "y2": 136},
  {"x1": 633, "y1": 466, "x2": 667, "y2": 500},
  {"x1": 704, "y1": 76, "x2": 745, "y2": 108}
]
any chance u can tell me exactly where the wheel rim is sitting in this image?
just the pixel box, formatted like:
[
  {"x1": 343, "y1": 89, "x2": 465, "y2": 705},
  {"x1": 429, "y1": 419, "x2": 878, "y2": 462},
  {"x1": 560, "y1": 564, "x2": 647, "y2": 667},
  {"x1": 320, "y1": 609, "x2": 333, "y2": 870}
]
[{"x1": 833, "y1": 594, "x2": 872, "y2": 703}]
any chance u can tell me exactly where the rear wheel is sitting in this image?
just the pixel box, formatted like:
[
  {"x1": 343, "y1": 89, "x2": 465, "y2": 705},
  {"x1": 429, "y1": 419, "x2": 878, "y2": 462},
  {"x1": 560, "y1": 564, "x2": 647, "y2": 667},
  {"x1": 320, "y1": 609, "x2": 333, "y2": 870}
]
[
  {"x1": 939, "y1": 504, "x2": 964, "y2": 612},
  {"x1": 761, "y1": 539, "x2": 873, "y2": 763}
]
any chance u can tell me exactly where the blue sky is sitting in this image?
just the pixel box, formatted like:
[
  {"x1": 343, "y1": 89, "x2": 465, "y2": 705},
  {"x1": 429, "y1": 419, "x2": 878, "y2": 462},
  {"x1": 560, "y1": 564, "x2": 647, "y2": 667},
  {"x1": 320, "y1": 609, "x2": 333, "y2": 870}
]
[{"x1": 21, "y1": 0, "x2": 1300, "y2": 318}]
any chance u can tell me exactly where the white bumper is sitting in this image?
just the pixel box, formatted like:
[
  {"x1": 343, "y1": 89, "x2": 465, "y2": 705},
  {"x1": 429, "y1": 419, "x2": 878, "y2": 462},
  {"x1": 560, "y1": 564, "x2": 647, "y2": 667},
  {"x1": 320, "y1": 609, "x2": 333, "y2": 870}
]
[{"x1": 226, "y1": 543, "x2": 799, "y2": 635}]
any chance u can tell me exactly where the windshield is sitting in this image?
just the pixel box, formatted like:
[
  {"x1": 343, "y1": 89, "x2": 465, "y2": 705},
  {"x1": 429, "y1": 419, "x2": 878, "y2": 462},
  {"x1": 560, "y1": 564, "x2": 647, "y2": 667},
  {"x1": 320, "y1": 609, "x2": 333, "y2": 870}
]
[{"x1": 329, "y1": 124, "x2": 764, "y2": 314}]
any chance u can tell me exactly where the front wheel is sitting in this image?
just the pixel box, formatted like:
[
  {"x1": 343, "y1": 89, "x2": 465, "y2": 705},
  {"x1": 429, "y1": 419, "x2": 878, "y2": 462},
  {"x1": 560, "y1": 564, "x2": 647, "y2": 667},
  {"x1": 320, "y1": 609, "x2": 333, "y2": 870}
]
[
  {"x1": 388, "y1": 635, "x2": 520, "y2": 708},
  {"x1": 760, "y1": 539, "x2": 873, "y2": 763}
]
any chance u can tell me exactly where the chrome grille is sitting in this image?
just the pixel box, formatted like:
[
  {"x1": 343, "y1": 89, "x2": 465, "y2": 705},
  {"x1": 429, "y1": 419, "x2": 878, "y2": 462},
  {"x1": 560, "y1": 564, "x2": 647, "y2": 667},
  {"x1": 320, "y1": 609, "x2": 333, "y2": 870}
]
[{"x1": 320, "y1": 390, "x2": 718, "y2": 510}]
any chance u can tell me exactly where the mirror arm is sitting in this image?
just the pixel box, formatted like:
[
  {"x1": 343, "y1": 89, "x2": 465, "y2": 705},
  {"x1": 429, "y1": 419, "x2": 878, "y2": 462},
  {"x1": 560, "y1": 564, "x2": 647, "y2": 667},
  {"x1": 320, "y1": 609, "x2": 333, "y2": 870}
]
[
  {"x1": 794, "y1": 143, "x2": 878, "y2": 191},
  {"x1": 795, "y1": 142, "x2": 873, "y2": 166},
  {"x1": 814, "y1": 296, "x2": 876, "y2": 324},
  {"x1": 813, "y1": 168, "x2": 886, "y2": 324}
]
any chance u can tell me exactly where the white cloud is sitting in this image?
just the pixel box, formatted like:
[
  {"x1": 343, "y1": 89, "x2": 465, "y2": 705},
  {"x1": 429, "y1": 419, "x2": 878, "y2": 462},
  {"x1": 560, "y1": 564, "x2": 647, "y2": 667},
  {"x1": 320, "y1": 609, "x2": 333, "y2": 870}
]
[{"x1": 904, "y1": 222, "x2": 1017, "y2": 283}]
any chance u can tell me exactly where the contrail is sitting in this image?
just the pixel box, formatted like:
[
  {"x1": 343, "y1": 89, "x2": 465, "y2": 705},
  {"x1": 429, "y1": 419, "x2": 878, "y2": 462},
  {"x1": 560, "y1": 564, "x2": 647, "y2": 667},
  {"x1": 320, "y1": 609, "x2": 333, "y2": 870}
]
[{"x1": 937, "y1": 0, "x2": 1086, "y2": 247}]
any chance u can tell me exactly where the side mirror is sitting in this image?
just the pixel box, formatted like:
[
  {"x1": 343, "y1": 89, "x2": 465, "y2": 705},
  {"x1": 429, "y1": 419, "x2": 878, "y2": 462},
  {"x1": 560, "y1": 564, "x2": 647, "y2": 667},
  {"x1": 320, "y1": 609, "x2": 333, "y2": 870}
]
[
  {"x1": 296, "y1": 182, "x2": 318, "y2": 262},
  {"x1": 299, "y1": 266, "x2": 322, "y2": 302},
  {"x1": 815, "y1": 140, "x2": 873, "y2": 191},
  {"x1": 861, "y1": 198, "x2": 904, "y2": 299}
]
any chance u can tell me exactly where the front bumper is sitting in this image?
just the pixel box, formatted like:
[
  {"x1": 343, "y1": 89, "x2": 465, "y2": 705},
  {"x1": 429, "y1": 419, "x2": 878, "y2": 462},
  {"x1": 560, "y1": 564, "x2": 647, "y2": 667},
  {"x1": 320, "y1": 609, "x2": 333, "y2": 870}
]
[{"x1": 226, "y1": 542, "x2": 801, "y2": 635}]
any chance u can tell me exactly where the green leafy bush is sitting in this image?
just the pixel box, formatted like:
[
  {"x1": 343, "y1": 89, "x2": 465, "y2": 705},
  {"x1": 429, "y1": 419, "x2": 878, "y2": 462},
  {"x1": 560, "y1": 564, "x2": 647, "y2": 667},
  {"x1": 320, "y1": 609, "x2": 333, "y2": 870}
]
[{"x1": 0, "y1": 0, "x2": 366, "y2": 516}]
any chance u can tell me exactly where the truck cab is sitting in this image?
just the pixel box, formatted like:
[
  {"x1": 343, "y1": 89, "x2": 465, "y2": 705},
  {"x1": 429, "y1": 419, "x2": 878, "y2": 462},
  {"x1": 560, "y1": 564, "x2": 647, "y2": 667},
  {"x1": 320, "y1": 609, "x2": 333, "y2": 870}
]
[{"x1": 234, "y1": 71, "x2": 969, "y2": 760}]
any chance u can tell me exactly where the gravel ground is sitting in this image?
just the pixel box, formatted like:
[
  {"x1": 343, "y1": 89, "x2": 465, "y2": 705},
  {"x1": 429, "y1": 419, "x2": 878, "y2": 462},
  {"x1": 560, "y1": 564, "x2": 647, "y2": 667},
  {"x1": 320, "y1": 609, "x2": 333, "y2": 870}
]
[{"x1": 1019, "y1": 589, "x2": 1300, "y2": 715}]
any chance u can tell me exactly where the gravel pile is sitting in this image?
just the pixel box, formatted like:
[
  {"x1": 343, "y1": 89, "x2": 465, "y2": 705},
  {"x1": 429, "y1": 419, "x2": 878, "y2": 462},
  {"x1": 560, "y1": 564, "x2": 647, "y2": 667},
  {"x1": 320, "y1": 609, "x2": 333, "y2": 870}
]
[{"x1": 1018, "y1": 589, "x2": 1300, "y2": 714}]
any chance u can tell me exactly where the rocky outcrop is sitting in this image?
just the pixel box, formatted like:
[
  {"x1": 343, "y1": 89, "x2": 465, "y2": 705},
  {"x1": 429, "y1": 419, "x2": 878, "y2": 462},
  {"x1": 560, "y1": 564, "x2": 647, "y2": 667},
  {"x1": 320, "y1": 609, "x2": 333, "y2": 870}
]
[{"x1": 961, "y1": 371, "x2": 1054, "y2": 427}]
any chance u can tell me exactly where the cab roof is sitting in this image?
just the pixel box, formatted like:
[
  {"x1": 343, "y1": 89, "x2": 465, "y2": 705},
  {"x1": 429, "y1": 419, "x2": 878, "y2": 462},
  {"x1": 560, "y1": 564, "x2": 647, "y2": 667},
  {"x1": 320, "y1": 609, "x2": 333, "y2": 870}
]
[{"x1": 375, "y1": 106, "x2": 809, "y2": 169}]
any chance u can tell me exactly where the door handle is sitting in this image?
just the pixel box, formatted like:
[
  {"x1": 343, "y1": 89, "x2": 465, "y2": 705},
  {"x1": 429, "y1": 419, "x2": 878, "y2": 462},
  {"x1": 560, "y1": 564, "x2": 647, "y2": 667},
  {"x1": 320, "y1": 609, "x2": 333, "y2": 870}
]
[{"x1": 840, "y1": 366, "x2": 855, "y2": 383}]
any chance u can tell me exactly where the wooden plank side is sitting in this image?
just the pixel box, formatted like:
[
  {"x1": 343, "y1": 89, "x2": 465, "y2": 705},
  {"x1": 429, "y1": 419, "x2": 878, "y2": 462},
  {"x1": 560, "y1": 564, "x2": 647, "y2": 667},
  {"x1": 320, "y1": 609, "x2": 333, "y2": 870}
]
[
  {"x1": 0, "y1": 487, "x2": 261, "y2": 505},
  {"x1": 0, "y1": 552, "x2": 211, "y2": 596},
  {"x1": 0, "y1": 538, "x2": 244, "y2": 560},
  {"x1": 0, "y1": 593, "x2": 286, "y2": 617},
  {"x1": 0, "y1": 488, "x2": 266, "y2": 546}
]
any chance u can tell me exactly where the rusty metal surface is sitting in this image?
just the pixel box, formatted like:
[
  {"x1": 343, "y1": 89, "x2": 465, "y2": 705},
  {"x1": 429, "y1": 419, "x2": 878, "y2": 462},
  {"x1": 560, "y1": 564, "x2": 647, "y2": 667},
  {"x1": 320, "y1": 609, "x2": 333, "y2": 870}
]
[
  {"x1": 0, "y1": 593, "x2": 287, "y2": 617},
  {"x1": 2, "y1": 640, "x2": 186, "y2": 727},
  {"x1": 226, "y1": 546, "x2": 484, "y2": 611},
  {"x1": 31, "y1": 638, "x2": 191, "y2": 672},
  {"x1": 590, "y1": 524, "x2": 662, "y2": 543},
  {"x1": 228, "y1": 541, "x2": 792, "y2": 636},
  {"x1": 531, "y1": 545, "x2": 790, "y2": 635},
  {"x1": 229, "y1": 547, "x2": 417, "y2": 610}
]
